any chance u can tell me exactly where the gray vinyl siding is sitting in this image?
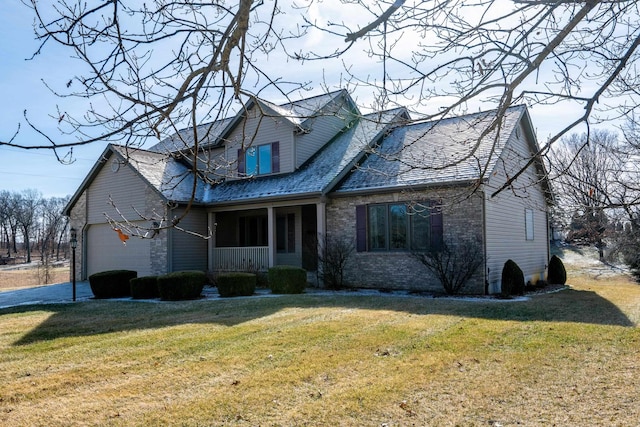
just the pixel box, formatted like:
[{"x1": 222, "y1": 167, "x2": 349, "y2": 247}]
[
  {"x1": 86, "y1": 153, "x2": 164, "y2": 224},
  {"x1": 83, "y1": 152, "x2": 170, "y2": 278},
  {"x1": 198, "y1": 146, "x2": 228, "y2": 181},
  {"x1": 86, "y1": 222, "x2": 152, "y2": 277},
  {"x1": 170, "y1": 207, "x2": 208, "y2": 271},
  {"x1": 295, "y1": 105, "x2": 353, "y2": 167},
  {"x1": 484, "y1": 122, "x2": 549, "y2": 292},
  {"x1": 226, "y1": 108, "x2": 295, "y2": 176}
]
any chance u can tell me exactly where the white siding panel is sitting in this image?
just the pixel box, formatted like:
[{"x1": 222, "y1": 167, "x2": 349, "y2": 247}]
[
  {"x1": 171, "y1": 207, "x2": 208, "y2": 271},
  {"x1": 87, "y1": 222, "x2": 152, "y2": 277},
  {"x1": 226, "y1": 109, "x2": 295, "y2": 176},
  {"x1": 484, "y1": 123, "x2": 549, "y2": 292}
]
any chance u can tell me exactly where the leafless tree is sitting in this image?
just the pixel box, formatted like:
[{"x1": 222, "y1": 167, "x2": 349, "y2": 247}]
[
  {"x1": 14, "y1": 189, "x2": 42, "y2": 264},
  {"x1": 2, "y1": 1, "x2": 640, "y2": 227},
  {"x1": 412, "y1": 237, "x2": 484, "y2": 295},
  {"x1": 0, "y1": 190, "x2": 20, "y2": 257},
  {"x1": 38, "y1": 196, "x2": 70, "y2": 260},
  {"x1": 548, "y1": 130, "x2": 622, "y2": 257}
]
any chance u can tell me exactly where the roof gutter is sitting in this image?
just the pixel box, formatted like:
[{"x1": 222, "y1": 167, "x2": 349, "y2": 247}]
[{"x1": 330, "y1": 178, "x2": 484, "y2": 198}]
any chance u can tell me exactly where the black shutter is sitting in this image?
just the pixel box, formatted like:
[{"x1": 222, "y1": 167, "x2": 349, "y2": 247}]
[
  {"x1": 356, "y1": 205, "x2": 367, "y2": 252},
  {"x1": 271, "y1": 142, "x2": 280, "y2": 173},
  {"x1": 237, "y1": 149, "x2": 245, "y2": 175},
  {"x1": 430, "y1": 201, "x2": 443, "y2": 250}
]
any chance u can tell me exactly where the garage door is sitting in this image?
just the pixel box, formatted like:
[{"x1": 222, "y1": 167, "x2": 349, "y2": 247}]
[{"x1": 86, "y1": 223, "x2": 152, "y2": 277}]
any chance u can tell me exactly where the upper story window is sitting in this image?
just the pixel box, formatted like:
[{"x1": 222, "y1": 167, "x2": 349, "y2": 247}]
[{"x1": 238, "y1": 142, "x2": 280, "y2": 176}]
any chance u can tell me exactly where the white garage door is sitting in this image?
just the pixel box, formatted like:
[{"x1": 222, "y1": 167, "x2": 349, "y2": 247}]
[{"x1": 86, "y1": 223, "x2": 152, "y2": 277}]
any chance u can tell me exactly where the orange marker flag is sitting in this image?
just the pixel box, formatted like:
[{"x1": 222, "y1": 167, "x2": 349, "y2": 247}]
[{"x1": 114, "y1": 228, "x2": 130, "y2": 245}]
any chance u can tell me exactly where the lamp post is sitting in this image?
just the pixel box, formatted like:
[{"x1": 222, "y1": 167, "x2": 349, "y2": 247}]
[{"x1": 70, "y1": 228, "x2": 77, "y2": 302}]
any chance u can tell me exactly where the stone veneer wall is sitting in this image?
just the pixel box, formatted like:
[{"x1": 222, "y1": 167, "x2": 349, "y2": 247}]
[
  {"x1": 145, "y1": 186, "x2": 169, "y2": 276},
  {"x1": 69, "y1": 191, "x2": 87, "y2": 282},
  {"x1": 326, "y1": 188, "x2": 486, "y2": 294}
]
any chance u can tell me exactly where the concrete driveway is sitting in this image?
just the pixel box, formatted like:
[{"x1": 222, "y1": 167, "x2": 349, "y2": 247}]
[{"x1": 0, "y1": 281, "x2": 93, "y2": 309}]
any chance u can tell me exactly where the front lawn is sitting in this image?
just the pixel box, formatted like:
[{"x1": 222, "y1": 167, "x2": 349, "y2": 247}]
[{"x1": 0, "y1": 270, "x2": 638, "y2": 425}]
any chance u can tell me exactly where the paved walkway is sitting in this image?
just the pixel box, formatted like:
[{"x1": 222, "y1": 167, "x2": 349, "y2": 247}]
[{"x1": 0, "y1": 281, "x2": 93, "y2": 309}]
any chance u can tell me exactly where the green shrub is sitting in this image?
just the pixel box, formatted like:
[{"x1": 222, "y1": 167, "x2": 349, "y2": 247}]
[
  {"x1": 501, "y1": 259, "x2": 525, "y2": 297},
  {"x1": 88, "y1": 270, "x2": 137, "y2": 298},
  {"x1": 130, "y1": 276, "x2": 159, "y2": 299},
  {"x1": 216, "y1": 273, "x2": 256, "y2": 297},
  {"x1": 547, "y1": 255, "x2": 567, "y2": 285},
  {"x1": 157, "y1": 270, "x2": 206, "y2": 301},
  {"x1": 268, "y1": 265, "x2": 307, "y2": 294}
]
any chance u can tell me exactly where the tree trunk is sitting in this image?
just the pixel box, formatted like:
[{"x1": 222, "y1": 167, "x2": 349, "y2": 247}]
[{"x1": 23, "y1": 227, "x2": 31, "y2": 264}]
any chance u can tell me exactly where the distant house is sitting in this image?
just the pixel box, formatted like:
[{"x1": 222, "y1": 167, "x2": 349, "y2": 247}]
[{"x1": 64, "y1": 90, "x2": 552, "y2": 294}]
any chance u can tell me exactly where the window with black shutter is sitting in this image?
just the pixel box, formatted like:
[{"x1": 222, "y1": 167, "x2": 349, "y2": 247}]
[{"x1": 355, "y1": 201, "x2": 443, "y2": 252}]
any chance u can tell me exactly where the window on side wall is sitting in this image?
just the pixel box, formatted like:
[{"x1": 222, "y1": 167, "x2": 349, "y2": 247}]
[
  {"x1": 237, "y1": 142, "x2": 280, "y2": 176},
  {"x1": 356, "y1": 201, "x2": 443, "y2": 252},
  {"x1": 525, "y1": 208, "x2": 534, "y2": 241}
]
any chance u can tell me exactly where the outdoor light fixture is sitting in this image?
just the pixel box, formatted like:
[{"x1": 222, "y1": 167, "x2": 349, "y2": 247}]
[
  {"x1": 70, "y1": 228, "x2": 77, "y2": 301},
  {"x1": 70, "y1": 228, "x2": 78, "y2": 249}
]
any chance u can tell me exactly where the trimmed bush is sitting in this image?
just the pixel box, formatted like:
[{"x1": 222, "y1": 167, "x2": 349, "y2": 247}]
[
  {"x1": 157, "y1": 270, "x2": 206, "y2": 301},
  {"x1": 130, "y1": 276, "x2": 159, "y2": 299},
  {"x1": 268, "y1": 265, "x2": 306, "y2": 294},
  {"x1": 216, "y1": 272, "x2": 256, "y2": 297},
  {"x1": 501, "y1": 259, "x2": 525, "y2": 297},
  {"x1": 88, "y1": 270, "x2": 137, "y2": 298},
  {"x1": 547, "y1": 255, "x2": 567, "y2": 285}
]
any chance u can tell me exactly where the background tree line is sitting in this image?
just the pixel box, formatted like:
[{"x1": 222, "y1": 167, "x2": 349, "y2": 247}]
[
  {"x1": 0, "y1": 190, "x2": 70, "y2": 265},
  {"x1": 550, "y1": 117, "x2": 640, "y2": 277}
]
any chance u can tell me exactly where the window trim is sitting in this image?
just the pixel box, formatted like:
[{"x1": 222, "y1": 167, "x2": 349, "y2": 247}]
[
  {"x1": 237, "y1": 141, "x2": 280, "y2": 176},
  {"x1": 525, "y1": 208, "x2": 534, "y2": 241},
  {"x1": 357, "y1": 201, "x2": 443, "y2": 252}
]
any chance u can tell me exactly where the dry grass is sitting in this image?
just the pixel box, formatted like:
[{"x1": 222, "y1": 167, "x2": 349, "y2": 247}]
[
  {"x1": 0, "y1": 266, "x2": 69, "y2": 291},
  {"x1": 0, "y1": 250, "x2": 638, "y2": 426}
]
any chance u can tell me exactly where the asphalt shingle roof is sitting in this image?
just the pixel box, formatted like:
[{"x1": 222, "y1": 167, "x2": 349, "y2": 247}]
[
  {"x1": 202, "y1": 109, "x2": 405, "y2": 204},
  {"x1": 335, "y1": 105, "x2": 526, "y2": 193},
  {"x1": 114, "y1": 105, "x2": 528, "y2": 205},
  {"x1": 147, "y1": 117, "x2": 235, "y2": 153},
  {"x1": 111, "y1": 145, "x2": 206, "y2": 203}
]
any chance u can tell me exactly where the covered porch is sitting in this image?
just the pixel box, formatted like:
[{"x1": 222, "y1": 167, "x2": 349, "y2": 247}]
[{"x1": 209, "y1": 202, "x2": 325, "y2": 273}]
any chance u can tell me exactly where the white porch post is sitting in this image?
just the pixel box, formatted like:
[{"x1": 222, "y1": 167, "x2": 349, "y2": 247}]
[
  {"x1": 267, "y1": 206, "x2": 276, "y2": 267},
  {"x1": 208, "y1": 212, "x2": 216, "y2": 272},
  {"x1": 316, "y1": 201, "x2": 326, "y2": 241}
]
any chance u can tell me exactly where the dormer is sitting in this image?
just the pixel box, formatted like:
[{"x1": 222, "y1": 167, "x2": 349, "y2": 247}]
[
  {"x1": 224, "y1": 90, "x2": 359, "y2": 180},
  {"x1": 148, "y1": 90, "x2": 361, "y2": 183}
]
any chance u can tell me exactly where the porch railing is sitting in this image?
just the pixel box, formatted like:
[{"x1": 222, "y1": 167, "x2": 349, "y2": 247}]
[{"x1": 213, "y1": 246, "x2": 269, "y2": 272}]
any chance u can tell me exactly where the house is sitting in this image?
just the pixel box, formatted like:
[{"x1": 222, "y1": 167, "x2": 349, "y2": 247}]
[{"x1": 64, "y1": 90, "x2": 552, "y2": 294}]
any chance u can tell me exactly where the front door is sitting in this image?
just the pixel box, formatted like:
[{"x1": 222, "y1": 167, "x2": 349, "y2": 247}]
[{"x1": 275, "y1": 207, "x2": 301, "y2": 267}]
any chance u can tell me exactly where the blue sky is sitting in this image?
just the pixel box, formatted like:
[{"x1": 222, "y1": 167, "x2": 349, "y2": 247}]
[
  {"x1": 0, "y1": 2, "x2": 104, "y2": 198},
  {"x1": 0, "y1": 2, "x2": 596, "y2": 199}
]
